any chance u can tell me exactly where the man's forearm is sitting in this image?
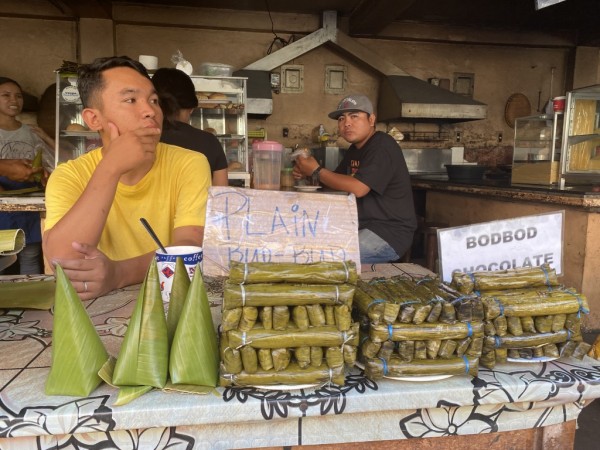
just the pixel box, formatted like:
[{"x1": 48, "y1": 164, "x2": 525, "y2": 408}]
[
  {"x1": 113, "y1": 252, "x2": 156, "y2": 288},
  {"x1": 318, "y1": 169, "x2": 370, "y2": 197}
]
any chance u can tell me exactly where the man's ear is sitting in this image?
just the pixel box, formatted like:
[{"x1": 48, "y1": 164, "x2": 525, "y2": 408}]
[
  {"x1": 369, "y1": 113, "x2": 377, "y2": 127},
  {"x1": 81, "y1": 108, "x2": 102, "y2": 131}
]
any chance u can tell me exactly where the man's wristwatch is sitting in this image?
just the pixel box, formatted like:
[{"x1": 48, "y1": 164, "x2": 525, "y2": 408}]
[{"x1": 311, "y1": 165, "x2": 322, "y2": 182}]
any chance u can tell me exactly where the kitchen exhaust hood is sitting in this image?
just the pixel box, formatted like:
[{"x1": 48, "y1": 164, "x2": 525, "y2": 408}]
[{"x1": 242, "y1": 11, "x2": 486, "y2": 121}]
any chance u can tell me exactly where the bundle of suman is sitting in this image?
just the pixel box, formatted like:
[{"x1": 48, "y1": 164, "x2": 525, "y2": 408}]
[
  {"x1": 354, "y1": 276, "x2": 481, "y2": 380},
  {"x1": 451, "y1": 264, "x2": 591, "y2": 368},
  {"x1": 219, "y1": 261, "x2": 359, "y2": 387}
]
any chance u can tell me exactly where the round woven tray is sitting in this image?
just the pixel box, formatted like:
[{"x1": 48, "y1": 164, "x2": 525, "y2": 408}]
[{"x1": 504, "y1": 93, "x2": 532, "y2": 128}]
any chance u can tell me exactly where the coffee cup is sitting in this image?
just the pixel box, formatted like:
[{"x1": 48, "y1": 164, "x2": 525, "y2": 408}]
[{"x1": 155, "y1": 245, "x2": 203, "y2": 301}]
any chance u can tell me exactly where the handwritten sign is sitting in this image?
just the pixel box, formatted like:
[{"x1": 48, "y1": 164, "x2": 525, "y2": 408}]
[
  {"x1": 202, "y1": 187, "x2": 361, "y2": 276},
  {"x1": 438, "y1": 211, "x2": 564, "y2": 282}
]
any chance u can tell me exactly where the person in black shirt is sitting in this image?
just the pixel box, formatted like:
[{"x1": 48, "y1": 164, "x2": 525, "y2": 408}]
[
  {"x1": 294, "y1": 94, "x2": 417, "y2": 264},
  {"x1": 152, "y1": 68, "x2": 228, "y2": 186}
]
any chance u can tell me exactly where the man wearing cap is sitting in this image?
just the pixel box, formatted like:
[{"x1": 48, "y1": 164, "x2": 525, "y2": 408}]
[{"x1": 294, "y1": 94, "x2": 417, "y2": 264}]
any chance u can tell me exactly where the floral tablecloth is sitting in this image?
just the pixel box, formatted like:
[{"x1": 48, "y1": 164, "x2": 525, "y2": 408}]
[{"x1": 1, "y1": 264, "x2": 600, "y2": 449}]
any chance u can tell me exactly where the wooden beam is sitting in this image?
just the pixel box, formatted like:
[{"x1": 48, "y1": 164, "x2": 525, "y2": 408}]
[
  {"x1": 348, "y1": 0, "x2": 417, "y2": 36},
  {"x1": 53, "y1": 0, "x2": 112, "y2": 19}
]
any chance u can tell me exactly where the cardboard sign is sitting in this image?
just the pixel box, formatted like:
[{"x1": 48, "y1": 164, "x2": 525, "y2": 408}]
[
  {"x1": 202, "y1": 187, "x2": 361, "y2": 276},
  {"x1": 438, "y1": 211, "x2": 564, "y2": 282}
]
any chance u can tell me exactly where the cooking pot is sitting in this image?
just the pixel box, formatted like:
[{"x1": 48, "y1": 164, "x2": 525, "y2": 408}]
[{"x1": 445, "y1": 164, "x2": 487, "y2": 181}]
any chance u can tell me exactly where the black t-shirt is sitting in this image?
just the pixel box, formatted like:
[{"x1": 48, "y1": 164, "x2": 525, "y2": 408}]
[
  {"x1": 160, "y1": 121, "x2": 228, "y2": 174},
  {"x1": 335, "y1": 131, "x2": 417, "y2": 256}
]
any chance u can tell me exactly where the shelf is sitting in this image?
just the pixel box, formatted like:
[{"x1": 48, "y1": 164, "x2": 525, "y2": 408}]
[{"x1": 567, "y1": 134, "x2": 600, "y2": 145}]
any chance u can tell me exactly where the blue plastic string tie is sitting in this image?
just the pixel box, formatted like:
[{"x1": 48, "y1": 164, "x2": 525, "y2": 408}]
[
  {"x1": 462, "y1": 355, "x2": 470, "y2": 374},
  {"x1": 567, "y1": 329, "x2": 572, "y2": 341},
  {"x1": 564, "y1": 289, "x2": 590, "y2": 316},
  {"x1": 466, "y1": 322, "x2": 473, "y2": 337},
  {"x1": 368, "y1": 298, "x2": 386, "y2": 310},
  {"x1": 494, "y1": 336, "x2": 501, "y2": 348},
  {"x1": 379, "y1": 357, "x2": 389, "y2": 376},
  {"x1": 493, "y1": 297, "x2": 505, "y2": 316},
  {"x1": 360, "y1": 335, "x2": 369, "y2": 345},
  {"x1": 541, "y1": 265, "x2": 552, "y2": 290},
  {"x1": 451, "y1": 295, "x2": 468, "y2": 305},
  {"x1": 387, "y1": 323, "x2": 393, "y2": 340}
]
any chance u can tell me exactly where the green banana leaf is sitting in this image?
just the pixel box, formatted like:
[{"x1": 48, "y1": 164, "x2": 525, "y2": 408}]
[
  {"x1": 169, "y1": 263, "x2": 219, "y2": 387},
  {"x1": 166, "y1": 257, "x2": 190, "y2": 346},
  {"x1": 0, "y1": 279, "x2": 55, "y2": 309},
  {"x1": 98, "y1": 357, "x2": 153, "y2": 406},
  {"x1": 45, "y1": 265, "x2": 108, "y2": 397},
  {"x1": 112, "y1": 260, "x2": 169, "y2": 388},
  {"x1": 32, "y1": 148, "x2": 43, "y2": 183},
  {"x1": 0, "y1": 229, "x2": 25, "y2": 254}
]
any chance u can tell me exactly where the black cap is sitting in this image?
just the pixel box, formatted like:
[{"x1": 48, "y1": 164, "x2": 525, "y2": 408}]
[{"x1": 152, "y1": 67, "x2": 198, "y2": 109}]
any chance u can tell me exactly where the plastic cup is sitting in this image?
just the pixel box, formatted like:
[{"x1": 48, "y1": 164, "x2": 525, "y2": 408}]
[
  {"x1": 552, "y1": 96, "x2": 566, "y2": 112},
  {"x1": 155, "y1": 245, "x2": 203, "y2": 301}
]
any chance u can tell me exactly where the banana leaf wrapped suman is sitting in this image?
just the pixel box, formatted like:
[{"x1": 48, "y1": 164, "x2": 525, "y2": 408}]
[
  {"x1": 113, "y1": 261, "x2": 168, "y2": 389},
  {"x1": 272, "y1": 348, "x2": 291, "y2": 371},
  {"x1": 412, "y1": 304, "x2": 432, "y2": 324},
  {"x1": 518, "y1": 348, "x2": 533, "y2": 359},
  {"x1": 169, "y1": 265, "x2": 220, "y2": 387},
  {"x1": 414, "y1": 340, "x2": 427, "y2": 359},
  {"x1": 493, "y1": 315, "x2": 508, "y2": 336},
  {"x1": 293, "y1": 305, "x2": 309, "y2": 330},
  {"x1": 456, "y1": 300, "x2": 472, "y2": 322},
  {"x1": 480, "y1": 351, "x2": 496, "y2": 369},
  {"x1": 383, "y1": 302, "x2": 401, "y2": 324},
  {"x1": 377, "y1": 340, "x2": 395, "y2": 361},
  {"x1": 508, "y1": 349, "x2": 520, "y2": 359},
  {"x1": 551, "y1": 314, "x2": 567, "y2": 333},
  {"x1": 361, "y1": 338, "x2": 382, "y2": 359},
  {"x1": 228, "y1": 261, "x2": 358, "y2": 285},
  {"x1": 259, "y1": 306, "x2": 273, "y2": 330},
  {"x1": 426, "y1": 301, "x2": 443, "y2": 323},
  {"x1": 440, "y1": 302, "x2": 457, "y2": 324},
  {"x1": 222, "y1": 307, "x2": 242, "y2": 332},
  {"x1": 258, "y1": 348, "x2": 274, "y2": 371},
  {"x1": 0, "y1": 278, "x2": 55, "y2": 310},
  {"x1": 534, "y1": 315, "x2": 552, "y2": 333},
  {"x1": 166, "y1": 257, "x2": 190, "y2": 345},
  {"x1": 520, "y1": 316, "x2": 536, "y2": 333},
  {"x1": 306, "y1": 304, "x2": 326, "y2": 327},
  {"x1": 451, "y1": 264, "x2": 560, "y2": 294},
  {"x1": 565, "y1": 313, "x2": 582, "y2": 339},
  {"x1": 220, "y1": 362, "x2": 345, "y2": 387},
  {"x1": 559, "y1": 341, "x2": 578, "y2": 357},
  {"x1": 398, "y1": 304, "x2": 416, "y2": 323},
  {"x1": 495, "y1": 347, "x2": 507, "y2": 363},
  {"x1": 466, "y1": 337, "x2": 483, "y2": 357},
  {"x1": 353, "y1": 288, "x2": 385, "y2": 324},
  {"x1": 228, "y1": 323, "x2": 359, "y2": 349},
  {"x1": 310, "y1": 346, "x2": 324, "y2": 367},
  {"x1": 370, "y1": 321, "x2": 483, "y2": 343},
  {"x1": 223, "y1": 282, "x2": 355, "y2": 309},
  {"x1": 295, "y1": 346, "x2": 311, "y2": 369},
  {"x1": 507, "y1": 316, "x2": 524, "y2": 336},
  {"x1": 455, "y1": 337, "x2": 471, "y2": 357},
  {"x1": 241, "y1": 346, "x2": 258, "y2": 373},
  {"x1": 572, "y1": 342, "x2": 592, "y2": 359},
  {"x1": 471, "y1": 299, "x2": 485, "y2": 322},
  {"x1": 273, "y1": 305, "x2": 290, "y2": 330},
  {"x1": 45, "y1": 265, "x2": 108, "y2": 397},
  {"x1": 344, "y1": 344, "x2": 357, "y2": 366},
  {"x1": 485, "y1": 329, "x2": 569, "y2": 349},
  {"x1": 481, "y1": 289, "x2": 589, "y2": 320},
  {"x1": 324, "y1": 305, "x2": 336, "y2": 325},
  {"x1": 238, "y1": 306, "x2": 258, "y2": 331},
  {"x1": 398, "y1": 340, "x2": 415, "y2": 361},
  {"x1": 326, "y1": 346, "x2": 344, "y2": 368},
  {"x1": 543, "y1": 343, "x2": 560, "y2": 358},
  {"x1": 365, "y1": 356, "x2": 479, "y2": 379},
  {"x1": 426, "y1": 339, "x2": 441, "y2": 359},
  {"x1": 533, "y1": 347, "x2": 544, "y2": 358},
  {"x1": 438, "y1": 340, "x2": 458, "y2": 359},
  {"x1": 335, "y1": 304, "x2": 351, "y2": 331},
  {"x1": 484, "y1": 321, "x2": 496, "y2": 336},
  {"x1": 220, "y1": 334, "x2": 242, "y2": 374}
]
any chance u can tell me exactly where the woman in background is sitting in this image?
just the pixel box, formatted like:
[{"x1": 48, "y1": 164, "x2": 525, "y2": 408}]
[
  {"x1": 152, "y1": 68, "x2": 228, "y2": 186},
  {"x1": 0, "y1": 76, "x2": 53, "y2": 274}
]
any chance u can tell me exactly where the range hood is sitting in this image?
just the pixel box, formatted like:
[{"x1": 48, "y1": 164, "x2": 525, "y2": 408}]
[{"x1": 242, "y1": 11, "x2": 487, "y2": 122}]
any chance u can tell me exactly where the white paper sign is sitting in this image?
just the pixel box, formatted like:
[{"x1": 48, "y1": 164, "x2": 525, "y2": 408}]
[
  {"x1": 202, "y1": 187, "x2": 361, "y2": 276},
  {"x1": 438, "y1": 211, "x2": 564, "y2": 282}
]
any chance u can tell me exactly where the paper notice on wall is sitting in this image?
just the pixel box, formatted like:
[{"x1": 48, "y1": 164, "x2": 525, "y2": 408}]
[
  {"x1": 202, "y1": 187, "x2": 360, "y2": 276},
  {"x1": 438, "y1": 211, "x2": 564, "y2": 283}
]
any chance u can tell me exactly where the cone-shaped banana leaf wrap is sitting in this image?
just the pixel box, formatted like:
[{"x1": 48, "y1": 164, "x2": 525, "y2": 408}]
[
  {"x1": 166, "y1": 257, "x2": 190, "y2": 345},
  {"x1": 370, "y1": 321, "x2": 483, "y2": 343},
  {"x1": 98, "y1": 357, "x2": 153, "y2": 406},
  {"x1": 228, "y1": 261, "x2": 358, "y2": 285},
  {"x1": 220, "y1": 362, "x2": 345, "y2": 387},
  {"x1": 365, "y1": 356, "x2": 479, "y2": 379},
  {"x1": 223, "y1": 282, "x2": 355, "y2": 310},
  {"x1": 113, "y1": 261, "x2": 169, "y2": 388},
  {"x1": 45, "y1": 265, "x2": 108, "y2": 397},
  {"x1": 227, "y1": 322, "x2": 359, "y2": 349},
  {"x1": 451, "y1": 264, "x2": 559, "y2": 294},
  {"x1": 0, "y1": 279, "x2": 55, "y2": 309},
  {"x1": 481, "y1": 289, "x2": 589, "y2": 320},
  {"x1": 169, "y1": 264, "x2": 219, "y2": 387}
]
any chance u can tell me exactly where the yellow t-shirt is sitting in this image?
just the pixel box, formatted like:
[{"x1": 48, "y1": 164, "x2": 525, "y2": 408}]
[{"x1": 44, "y1": 142, "x2": 211, "y2": 261}]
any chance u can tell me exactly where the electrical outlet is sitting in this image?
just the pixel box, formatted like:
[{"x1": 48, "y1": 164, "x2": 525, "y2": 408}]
[
  {"x1": 498, "y1": 132, "x2": 503, "y2": 143},
  {"x1": 455, "y1": 131, "x2": 461, "y2": 143}
]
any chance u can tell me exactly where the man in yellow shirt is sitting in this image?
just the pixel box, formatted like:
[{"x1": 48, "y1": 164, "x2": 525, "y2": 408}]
[{"x1": 43, "y1": 56, "x2": 210, "y2": 299}]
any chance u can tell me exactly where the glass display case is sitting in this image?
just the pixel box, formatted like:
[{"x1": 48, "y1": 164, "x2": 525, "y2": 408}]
[
  {"x1": 559, "y1": 84, "x2": 600, "y2": 187},
  {"x1": 189, "y1": 75, "x2": 250, "y2": 187},
  {"x1": 54, "y1": 71, "x2": 101, "y2": 167},
  {"x1": 511, "y1": 112, "x2": 563, "y2": 185}
]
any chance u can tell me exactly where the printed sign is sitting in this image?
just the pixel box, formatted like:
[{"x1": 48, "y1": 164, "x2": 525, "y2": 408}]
[
  {"x1": 438, "y1": 211, "x2": 564, "y2": 282},
  {"x1": 202, "y1": 186, "x2": 360, "y2": 276}
]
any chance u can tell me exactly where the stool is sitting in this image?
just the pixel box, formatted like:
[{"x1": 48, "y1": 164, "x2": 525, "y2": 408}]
[{"x1": 404, "y1": 220, "x2": 448, "y2": 272}]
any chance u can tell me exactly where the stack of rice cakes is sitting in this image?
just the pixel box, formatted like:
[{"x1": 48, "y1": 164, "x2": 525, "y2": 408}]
[
  {"x1": 354, "y1": 276, "x2": 481, "y2": 380},
  {"x1": 451, "y1": 264, "x2": 592, "y2": 368},
  {"x1": 219, "y1": 261, "x2": 359, "y2": 387}
]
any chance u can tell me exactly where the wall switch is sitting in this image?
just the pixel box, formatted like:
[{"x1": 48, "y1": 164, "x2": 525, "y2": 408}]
[{"x1": 455, "y1": 131, "x2": 461, "y2": 143}]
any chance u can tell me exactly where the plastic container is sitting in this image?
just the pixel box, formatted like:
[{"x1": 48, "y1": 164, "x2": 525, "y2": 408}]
[
  {"x1": 552, "y1": 96, "x2": 566, "y2": 112},
  {"x1": 199, "y1": 62, "x2": 234, "y2": 77},
  {"x1": 252, "y1": 141, "x2": 283, "y2": 190},
  {"x1": 445, "y1": 164, "x2": 487, "y2": 181}
]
